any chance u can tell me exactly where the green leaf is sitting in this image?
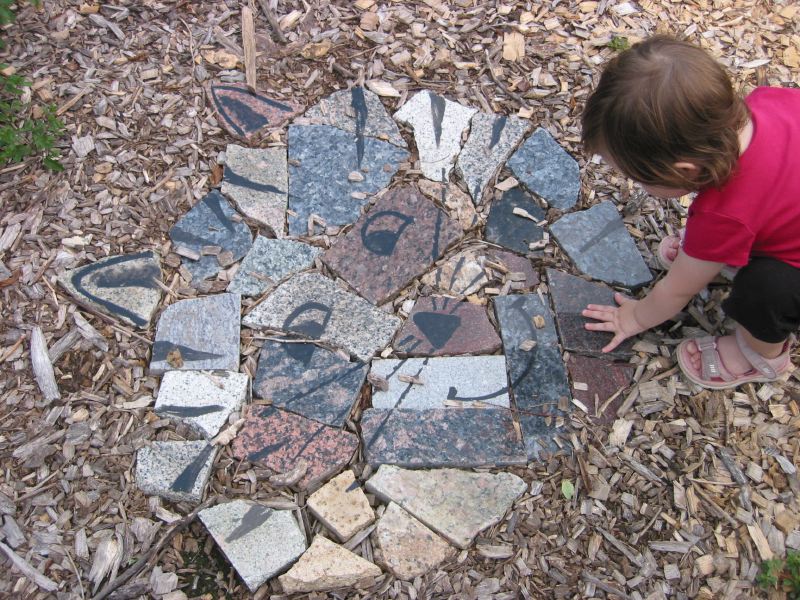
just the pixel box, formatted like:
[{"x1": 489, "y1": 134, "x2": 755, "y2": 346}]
[
  {"x1": 561, "y1": 479, "x2": 575, "y2": 500},
  {"x1": 42, "y1": 157, "x2": 64, "y2": 171},
  {"x1": 608, "y1": 36, "x2": 630, "y2": 52}
]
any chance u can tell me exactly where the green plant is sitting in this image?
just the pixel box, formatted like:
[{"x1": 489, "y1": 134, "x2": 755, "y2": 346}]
[
  {"x1": 608, "y1": 36, "x2": 630, "y2": 52},
  {"x1": 757, "y1": 551, "x2": 800, "y2": 598}
]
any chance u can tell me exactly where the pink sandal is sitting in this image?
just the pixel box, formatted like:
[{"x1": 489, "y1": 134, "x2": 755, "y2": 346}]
[
  {"x1": 676, "y1": 329, "x2": 793, "y2": 390},
  {"x1": 657, "y1": 231, "x2": 739, "y2": 280}
]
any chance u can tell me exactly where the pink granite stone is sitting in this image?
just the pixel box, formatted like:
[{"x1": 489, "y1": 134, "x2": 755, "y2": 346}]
[
  {"x1": 209, "y1": 82, "x2": 301, "y2": 139},
  {"x1": 566, "y1": 354, "x2": 634, "y2": 424}
]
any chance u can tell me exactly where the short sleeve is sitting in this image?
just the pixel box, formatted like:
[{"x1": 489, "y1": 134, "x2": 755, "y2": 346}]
[{"x1": 683, "y1": 211, "x2": 755, "y2": 266}]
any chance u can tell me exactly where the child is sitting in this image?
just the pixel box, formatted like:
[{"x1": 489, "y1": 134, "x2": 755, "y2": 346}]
[{"x1": 579, "y1": 35, "x2": 800, "y2": 389}]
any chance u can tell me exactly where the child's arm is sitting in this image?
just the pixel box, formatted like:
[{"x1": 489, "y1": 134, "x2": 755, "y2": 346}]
[{"x1": 582, "y1": 250, "x2": 726, "y2": 352}]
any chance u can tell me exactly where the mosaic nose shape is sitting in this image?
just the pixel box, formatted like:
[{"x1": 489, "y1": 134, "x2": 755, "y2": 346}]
[{"x1": 412, "y1": 312, "x2": 460, "y2": 349}]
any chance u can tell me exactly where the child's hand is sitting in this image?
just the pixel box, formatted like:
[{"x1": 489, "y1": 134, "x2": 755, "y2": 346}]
[{"x1": 582, "y1": 292, "x2": 645, "y2": 352}]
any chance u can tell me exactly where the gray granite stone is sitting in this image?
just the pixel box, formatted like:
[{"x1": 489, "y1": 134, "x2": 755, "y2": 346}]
[
  {"x1": 136, "y1": 440, "x2": 216, "y2": 503},
  {"x1": 365, "y1": 465, "x2": 527, "y2": 549},
  {"x1": 393, "y1": 91, "x2": 476, "y2": 182},
  {"x1": 493, "y1": 294, "x2": 570, "y2": 459},
  {"x1": 549, "y1": 201, "x2": 652, "y2": 288},
  {"x1": 227, "y1": 236, "x2": 320, "y2": 297},
  {"x1": 221, "y1": 145, "x2": 287, "y2": 236},
  {"x1": 485, "y1": 188, "x2": 546, "y2": 255},
  {"x1": 370, "y1": 356, "x2": 509, "y2": 409},
  {"x1": 456, "y1": 113, "x2": 530, "y2": 204},
  {"x1": 507, "y1": 127, "x2": 580, "y2": 210},
  {"x1": 169, "y1": 191, "x2": 253, "y2": 283},
  {"x1": 242, "y1": 273, "x2": 401, "y2": 360},
  {"x1": 58, "y1": 251, "x2": 163, "y2": 328},
  {"x1": 150, "y1": 293, "x2": 240, "y2": 375},
  {"x1": 199, "y1": 500, "x2": 306, "y2": 592},
  {"x1": 287, "y1": 124, "x2": 408, "y2": 236},
  {"x1": 155, "y1": 370, "x2": 249, "y2": 439}
]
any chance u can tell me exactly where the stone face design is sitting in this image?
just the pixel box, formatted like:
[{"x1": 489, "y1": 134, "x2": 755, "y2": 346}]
[
  {"x1": 58, "y1": 251, "x2": 163, "y2": 328},
  {"x1": 287, "y1": 124, "x2": 408, "y2": 236},
  {"x1": 456, "y1": 113, "x2": 530, "y2": 204},
  {"x1": 209, "y1": 82, "x2": 300, "y2": 139},
  {"x1": 422, "y1": 248, "x2": 538, "y2": 296},
  {"x1": 493, "y1": 294, "x2": 570, "y2": 459},
  {"x1": 242, "y1": 273, "x2": 401, "y2": 361},
  {"x1": 169, "y1": 191, "x2": 253, "y2": 283},
  {"x1": 549, "y1": 201, "x2": 652, "y2": 288},
  {"x1": 393, "y1": 296, "x2": 501, "y2": 357},
  {"x1": 150, "y1": 293, "x2": 240, "y2": 375},
  {"x1": 507, "y1": 127, "x2": 580, "y2": 210},
  {"x1": 254, "y1": 339, "x2": 368, "y2": 427},
  {"x1": 227, "y1": 236, "x2": 320, "y2": 297},
  {"x1": 374, "y1": 502, "x2": 454, "y2": 581},
  {"x1": 365, "y1": 465, "x2": 527, "y2": 549},
  {"x1": 278, "y1": 535, "x2": 382, "y2": 594},
  {"x1": 154, "y1": 370, "x2": 249, "y2": 439},
  {"x1": 221, "y1": 145, "x2": 287, "y2": 236},
  {"x1": 199, "y1": 500, "x2": 306, "y2": 592},
  {"x1": 546, "y1": 268, "x2": 634, "y2": 358},
  {"x1": 322, "y1": 186, "x2": 461, "y2": 305},
  {"x1": 232, "y1": 406, "x2": 359, "y2": 490},
  {"x1": 418, "y1": 179, "x2": 480, "y2": 231},
  {"x1": 394, "y1": 91, "x2": 477, "y2": 182},
  {"x1": 304, "y1": 86, "x2": 407, "y2": 149},
  {"x1": 306, "y1": 470, "x2": 375, "y2": 542},
  {"x1": 566, "y1": 355, "x2": 634, "y2": 424},
  {"x1": 370, "y1": 356, "x2": 510, "y2": 410},
  {"x1": 360, "y1": 408, "x2": 527, "y2": 468},
  {"x1": 485, "y1": 188, "x2": 546, "y2": 255},
  {"x1": 136, "y1": 441, "x2": 216, "y2": 503}
]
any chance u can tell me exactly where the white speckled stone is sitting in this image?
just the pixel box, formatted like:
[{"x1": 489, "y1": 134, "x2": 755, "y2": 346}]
[
  {"x1": 307, "y1": 470, "x2": 375, "y2": 542},
  {"x1": 227, "y1": 236, "x2": 321, "y2": 297},
  {"x1": 136, "y1": 441, "x2": 216, "y2": 503}
]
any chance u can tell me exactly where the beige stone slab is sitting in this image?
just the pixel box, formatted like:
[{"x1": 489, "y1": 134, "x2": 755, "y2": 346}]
[{"x1": 307, "y1": 470, "x2": 375, "y2": 542}]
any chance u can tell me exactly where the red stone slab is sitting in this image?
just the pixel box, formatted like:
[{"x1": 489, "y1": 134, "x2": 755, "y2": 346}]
[
  {"x1": 565, "y1": 354, "x2": 634, "y2": 424},
  {"x1": 208, "y1": 82, "x2": 301, "y2": 139}
]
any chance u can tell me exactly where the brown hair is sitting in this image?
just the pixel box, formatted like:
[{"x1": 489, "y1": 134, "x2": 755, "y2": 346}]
[{"x1": 581, "y1": 36, "x2": 749, "y2": 190}]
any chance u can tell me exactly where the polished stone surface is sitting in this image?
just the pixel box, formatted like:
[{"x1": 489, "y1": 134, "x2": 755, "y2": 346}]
[
  {"x1": 306, "y1": 470, "x2": 375, "y2": 542},
  {"x1": 485, "y1": 188, "x2": 546, "y2": 255},
  {"x1": 227, "y1": 236, "x2": 320, "y2": 297},
  {"x1": 136, "y1": 440, "x2": 215, "y2": 503},
  {"x1": 209, "y1": 82, "x2": 300, "y2": 139},
  {"x1": 566, "y1": 354, "x2": 634, "y2": 424}
]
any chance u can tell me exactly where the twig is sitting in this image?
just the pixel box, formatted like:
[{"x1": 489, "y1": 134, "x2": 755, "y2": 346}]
[
  {"x1": 256, "y1": 0, "x2": 287, "y2": 42},
  {"x1": 484, "y1": 50, "x2": 527, "y2": 107},
  {"x1": 241, "y1": 5, "x2": 257, "y2": 92},
  {"x1": 0, "y1": 540, "x2": 58, "y2": 592}
]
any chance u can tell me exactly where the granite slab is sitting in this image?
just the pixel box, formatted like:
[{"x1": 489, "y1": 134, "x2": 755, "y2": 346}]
[
  {"x1": 199, "y1": 500, "x2": 306, "y2": 592},
  {"x1": 360, "y1": 408, "x2": 527, "y2": 468},
  {"x1": 507, "y1": 127, "x2": 580, "y2": 210},
  {"x1": 221, "y1": 145, "x2": 287, "y2": 236},
  {"x1": 418, "y1": 179, "x2": 480, "y2": 231},
  {"x1": 566, "y1": 354, "x2": 634, "y2": 424},
  {"x1": 232, "y1": 406, "x2": 359, "y2": 490},
  {"x1": 227, "y1": 236, "x2": 320, "y2": 297},
  {"x1": 242, "y1": 273, "x2": 401, "y2": 360},
  {"x1": 136, "y1": 440, "x2": 215, "y2": 503},
  {"x1": 253, "y1": 339, "x2": 368, "y2": 427},
  {"x1": 546, "y1": 268, "x2": 635, "y2": 358},
  {"x1": 485, "y1": 188, "x2": 546, "y2": 255},
  {"x1": 370, "y1": 356, "x2": 510, "y2": 409},
  {"x1": 150, "y1": 293, "x2": 240, "y2": 375},
  {"x1": 549, "y1": 201, "x2": 652, "y2": 288},
  {"x1": 393, "y1": 91, "x2": 476, "y2": 182},
  {"x1": 155, "y1": 370, "x2": 249, "y2": 439},
  {"x1": 365, "y1": 465, "x2": 527, "y2": 549},
  {"x1": 422, "y1": 248, "x2": 538, "y2": 296},
  {"x1": 58, "y1": 251, "x2": 163, "y2": 328},
  {"x1": 493, "y1": 293, "x2": 570, "y2": 459},
  {"x1": 169, "y1": 190, "x2": 253, "y2": 283},
  {"x1": 322, "y1": 186, "x2": 461, "y2": 304},
  {"x1": 209, "y1": 82, "x2": 300, "y2": 139},
  {"x1": 306, "y1": 470, "x2": 375, "y2": 542},
  {"x1": 456, "y1": 113, "x2": 530, "y2": 204},
  {"x1": 393, "y1": 295, "x2": 501, "y2": 356},
  {"x1": 287, "y1": 124, "x2": 408, "y2": 236}
]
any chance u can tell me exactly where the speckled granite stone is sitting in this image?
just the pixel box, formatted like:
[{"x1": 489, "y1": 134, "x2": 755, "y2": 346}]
[
  {"x1": 456, "y1": 113, "x2": 530, "y2": 204},
  {"x1": 418, "y1": 179, "x2": 480, "y2": 231},
  {"x1": 242, "y1": 273, "x2": 401, "y2": 360},
  {"x1": 253, "y1": 339, "x2": 367, "y2": 427},
  {"x1": 549, "y1": 201, "x2": 652, "y2": 288},
  {"x1": 485, "y1": 188, "x2": 546, "y2": 255},
  {"x1": 365, "y1": 465, "x2": 527, "y2": 549},
  {"x1": 58, "y1": 251, "x2": 163, "y2": 328},
  {"x1": 322, "y1": 186, "x2": 461, "y2": 304},
  {"x1": 507, "y1": 127, "x2": 580, "y2": 210},
  {"x1": 566, "y1": 354, "x2": 634, "y2": 424},
  {"x1": 227, "y1": 236, "x2": 320, "y2": 297},
  {"x1": 306, "y1": 471, "x2": 375, "y2": 542},
  {"x1": 422, "y1": 248, "x2": 538, "y2": 296},
  {"x1": 394, "y1": 91, "x2": 476, "y2": 182},
  {"x1": 199, "y1": 500, "x2": 306, "y2": 591},
  {"x1": 150, "y1": 293, "x2": 240, "y2": 375},
  {"x1": 209, "y1": 82, "x2": 300, "y2": 139},
  {"x1": 136, "y1": 440, "x2": 216, "y2": 503}
]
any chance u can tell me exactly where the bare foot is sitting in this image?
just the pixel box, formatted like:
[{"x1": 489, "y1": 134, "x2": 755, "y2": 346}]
[{"x1": 683, "y1": 334, "x2": 755, "y2": 377}]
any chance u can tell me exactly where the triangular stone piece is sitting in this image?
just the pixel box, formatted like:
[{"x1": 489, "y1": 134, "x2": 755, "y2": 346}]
[
  {"x1": 208, "y1": 82, "x2": 300, "y2": 139},
  {"x1": 307, "y1": 471, "x2": 375, "y2": 542},
  {"x1": 136, "y1": 440, "x2": 216, "y2": 503},
  {"x1": 227, "y1": 236, "x2": 320, "y2": 297}
]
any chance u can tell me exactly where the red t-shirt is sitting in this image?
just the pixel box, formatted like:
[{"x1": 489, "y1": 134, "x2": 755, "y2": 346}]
[{"x1": 682, "y1": 87, "x2": 800, "y2": 268}]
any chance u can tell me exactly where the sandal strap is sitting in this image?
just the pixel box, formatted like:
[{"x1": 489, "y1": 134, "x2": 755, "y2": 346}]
[
  {"x1": 734, "y1": 328, "x2": 782, "y2": 379},
  {"x1": 696, "y1": 337, "x2": 735, "y2": 382}
]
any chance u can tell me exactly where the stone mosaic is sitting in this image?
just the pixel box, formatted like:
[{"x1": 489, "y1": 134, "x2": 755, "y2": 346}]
[
  {"x1": 485, "y1": 188, "x2": 546, "y2": 255},
  {"x1": 209, "y1": 82, "x2": 300, "y2": 139},
  {"x1": 135, "y1": 440, "x2": 215, "y2": 503},
  {"x1": 307, "y1": 470, "x2": 375, "y2": 542},
  {"x1": 418, "y1": 179, "x2": 480, "y2": 231},
  {"x1": 566, "y1": 354, "x2": 634, "y2": 424},
  {"x1": 227, "y1": 236, "x2": 320, "y2": 297},
  {"x1": 422, "y1": 248, "x2": 538, "y2": 296}
]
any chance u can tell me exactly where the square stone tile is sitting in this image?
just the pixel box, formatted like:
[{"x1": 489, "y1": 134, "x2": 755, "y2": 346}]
[
  {"x1": 254, "y1": 339, "x2": 368, "y2": 427},
  {"x1": 227, "y1": 236, "x2": 321, "y2": 297},
  {"x1": 307, "y1": 470, "x2": 375, "y2": 542},
  {"x1": 566, "y1": 354, "x2": 634, "y2": 424},
  {"x1": 322, "y1": 186, "x2": 461, "y2": 304},
  {"x1": 208, "y1": 82, "x2": 300, "y2": 139},
  {"x1": 136, "y1": 440, "x2": 216, "y2": 503},
  {"x1": 485, "y1": 188, "x2": 546, "y2": 255}
]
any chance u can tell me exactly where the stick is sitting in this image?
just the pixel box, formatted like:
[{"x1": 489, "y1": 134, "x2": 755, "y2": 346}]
[
  {"x1": 241, "y1": 5, "x2": 257, "y2": 92},
  {"x1": 256, "y1": 0, "x2": 286, "y2": 43},
  {"x1": 581, "y1": 571, "x2": 634, "y2": 600},
  {"x1": 30, "y1": 326, "x2": 60, "y2": 402},
  {"x1": 0, "y1": 540, "x2": 59, "y2": 592}
]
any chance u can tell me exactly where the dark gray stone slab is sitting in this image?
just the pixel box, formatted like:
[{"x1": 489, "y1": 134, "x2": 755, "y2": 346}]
[
  {"x1": 150, "y1": 293, "x2": 240, "y2": 375},
  {"x1": 507, "y1": 127, "x2": 580, "y2": 210},
  {"x1": 227, "y1": 236, "x2": 321, "y2": 297},
  {"x1": 549, "y1": 201, "x2": 652, "y2": 288},
  {"x1": 254, "y1": 339, "x2": 368, "y2": 427},
  {"x1": 287, "y1": 124, "x2": 408, "y2": 236},
  {"x1": 136, "y1": 440, "x2": 216, "y2": 503},
  {"x1": 493, "y1": 294, "x2": 570, "y2": 459},
  {"x1": 58, "y1": 251, "x2": 163, "y2": 328},
  {"x1": 485, "y1": 188, "x2": 546, "y2": 255},
  {"x1": 169, "y1": 191, "x2": 253, "y2": 283}
]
